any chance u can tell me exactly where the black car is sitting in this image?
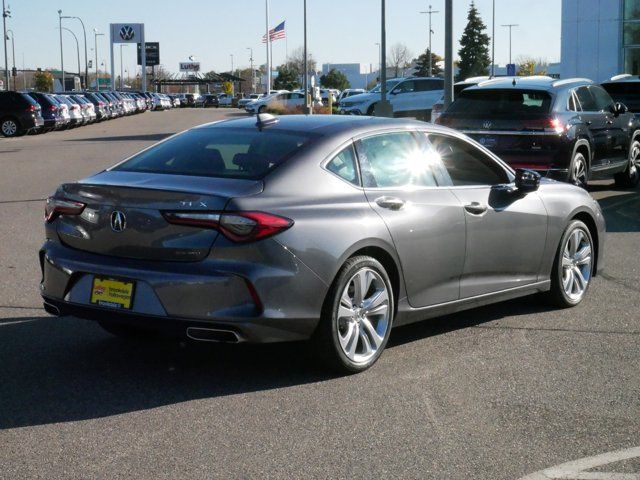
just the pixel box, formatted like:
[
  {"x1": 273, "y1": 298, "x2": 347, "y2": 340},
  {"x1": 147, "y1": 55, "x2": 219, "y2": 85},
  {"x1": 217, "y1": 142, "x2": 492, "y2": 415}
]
[
  {"x1": 83, "y1": 92, "x2": 108, "y2": 121},
  {"x1": 601, "y1": 74, "x2": 640, "y2": 117},
  {"x1": 0, "y1": 91, "x2": 45, "y2": 137},
  {"x1": 202, "y1": 94, "x2": 219, "y2": 108},
  {"x1": 437, "y1": 76, "x2": 640, "y2": 188},
  {"x1": 26, "y1": 92, "x2": 66, "y2": 132}
]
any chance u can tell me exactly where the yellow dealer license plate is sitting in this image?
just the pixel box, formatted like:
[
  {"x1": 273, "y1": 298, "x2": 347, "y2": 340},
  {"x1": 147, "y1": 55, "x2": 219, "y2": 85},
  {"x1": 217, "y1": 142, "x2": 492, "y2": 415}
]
[{"x1": 90, "y1": 277, "x2": 135, "y2": 310}]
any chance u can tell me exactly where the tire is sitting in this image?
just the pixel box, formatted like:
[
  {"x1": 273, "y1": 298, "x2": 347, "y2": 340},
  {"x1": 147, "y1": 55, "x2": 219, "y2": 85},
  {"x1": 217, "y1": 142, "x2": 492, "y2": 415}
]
[
  {"x1": 614, "y1": 138, "x2": 640, "y2": 188},
  {"x1": 546, "y1": 220, "x2": 594, "y2": 308},
  {"x1": 366, "y1": 104, "x2": 377, "y2": 116},
  {"x1": 312, "y1": 256, "x2": 394, "y2": 373},
  {"x1": 568, "y1": 151, "x2": 589, "y2": 188},
  {"x1": 97, "y1": 320, "x2": 156, "y2": 340},
  {"x1": 0, "y1": 117, "x2": 21, "y2": 137}
]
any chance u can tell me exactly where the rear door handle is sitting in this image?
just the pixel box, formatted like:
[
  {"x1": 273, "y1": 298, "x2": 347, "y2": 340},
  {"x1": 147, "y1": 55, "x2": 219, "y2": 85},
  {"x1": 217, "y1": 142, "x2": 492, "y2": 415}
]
[
  {"x1": 375, "y1": 196, "x2": 405, "y2": 210},
  {"x1": 464, "y1": 202, "x2": 488, "y2": 215}
]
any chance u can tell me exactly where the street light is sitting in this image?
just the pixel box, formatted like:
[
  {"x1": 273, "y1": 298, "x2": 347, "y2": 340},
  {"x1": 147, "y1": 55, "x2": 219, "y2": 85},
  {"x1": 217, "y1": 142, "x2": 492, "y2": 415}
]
[
  {"x1": 6, "y1": 28, "x2": 14, "y2": 90},
  {"x1": 491, "y1": 0, "x2": 495, "y2": 77},
  {"x1": 501, "y1": 23, "x2": 518, "y2": 65},
  {"x1": 61, "y1": 27, "x2": 80, "y2": 83},
  {"x1": 3, "y1": 0, "x2": 11, "y2": 91},
  {"x1": 58, "y1": 10, "x2": 64, "y2": 91},
  {"x1": 60, "y1": 14, "x2": 88, "y2": 88},
  {"x1": 94, "y1": 29, "x2": 104, "y2": 90},
  {"x1": 419, "y1": 5, "x2": 439, "y2": 77},
  {"x1": 119, "y1": 43, "x2": 128, "y2": 90}
]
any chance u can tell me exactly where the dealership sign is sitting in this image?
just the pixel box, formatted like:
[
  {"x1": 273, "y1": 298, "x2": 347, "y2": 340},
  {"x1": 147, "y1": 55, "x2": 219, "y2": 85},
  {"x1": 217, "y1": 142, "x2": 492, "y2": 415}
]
[
  {"x1": 179, "y1": 62, "x2": 200, "y2": 72},
  {"x1": 137, "y1": 42, "x2": 160, "y2": 66},
  {"x1": 109, "y1": 23, "x2": 147, "y2": 91}
]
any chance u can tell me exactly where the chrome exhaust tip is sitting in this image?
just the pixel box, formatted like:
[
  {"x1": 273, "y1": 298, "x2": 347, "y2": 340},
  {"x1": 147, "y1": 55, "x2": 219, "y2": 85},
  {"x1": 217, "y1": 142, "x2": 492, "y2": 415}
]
[{"x1": 186, "y1": 327, "x2": 242, "y2": 343}]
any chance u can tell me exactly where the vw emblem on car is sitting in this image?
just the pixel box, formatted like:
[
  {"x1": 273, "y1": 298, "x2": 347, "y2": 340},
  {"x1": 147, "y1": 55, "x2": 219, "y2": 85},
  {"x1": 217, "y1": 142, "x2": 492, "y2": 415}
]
[
  {"x1": 482, "y1": 120, "x2": 493, "y2": 129},
  {"x1": 110, "y1": 211, "x2": 127, "y2": 232},
  {"x1": 119, "y1": 25, "x2": 135, "y2": 41}
]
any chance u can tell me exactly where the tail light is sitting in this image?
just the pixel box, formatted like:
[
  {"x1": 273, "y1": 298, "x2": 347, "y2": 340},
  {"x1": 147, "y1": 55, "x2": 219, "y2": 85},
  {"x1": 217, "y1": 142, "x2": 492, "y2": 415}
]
[
  {"x1": 71, "y1": 105, "x2": 79, "y2": 111},
  {"x1": 548, "y1": 118, "x2": 565, "y2": 134},
  {"x1": 44, "y1": 197, "x2": 86, "y2": 223},
  {"x1": 162, "y1": 211, "x2": 293, "y2": 243},
  {"x1": 49, "y1": 105, "x2": 58, "y2": 111},
  {"x1": 26, "y1": 105, "x2": 37, "y2": 113}
]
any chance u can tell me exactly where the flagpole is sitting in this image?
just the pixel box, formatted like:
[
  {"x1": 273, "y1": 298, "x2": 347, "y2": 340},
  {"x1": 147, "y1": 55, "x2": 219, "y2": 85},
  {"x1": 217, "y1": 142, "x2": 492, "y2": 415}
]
[
  {"x1": 265, "y1": 0, "x2": 270, "y2": 94},
  {"x1": 270, "y1": 38, "x2": 273, "y2": 79}
]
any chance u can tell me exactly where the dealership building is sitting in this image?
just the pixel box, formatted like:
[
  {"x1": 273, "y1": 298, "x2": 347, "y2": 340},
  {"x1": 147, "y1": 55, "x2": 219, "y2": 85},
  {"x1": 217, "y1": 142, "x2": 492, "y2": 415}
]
[{"x1": 562, "y1": 0, "x2": 640, "y2": 81}]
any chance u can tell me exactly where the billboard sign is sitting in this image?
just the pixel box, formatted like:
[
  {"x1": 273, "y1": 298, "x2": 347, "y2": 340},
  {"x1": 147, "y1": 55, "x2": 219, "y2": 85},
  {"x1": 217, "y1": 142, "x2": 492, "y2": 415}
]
[
  {"x1": 137, "y1": 42, "x2": 160, "y2": 66},
  {"x1": 179, "y1": 62, "x2": 200, "y2": 72},
  {"x1": 111, "y1": 23, "x2": 143, "y2": 44}
]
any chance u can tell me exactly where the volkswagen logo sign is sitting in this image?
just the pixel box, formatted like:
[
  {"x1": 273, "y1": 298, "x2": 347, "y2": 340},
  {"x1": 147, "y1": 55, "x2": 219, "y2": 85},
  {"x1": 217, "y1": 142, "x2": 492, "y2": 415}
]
[
  {"x1": 111, "y1": 211, "x2": 127, "y2": 232},
  {"x1": 482, "y1": 120, "x2": 493, "y2": 129},
  {"x1": 119, "y1": 25, "x2": 135, "y2": 41}
]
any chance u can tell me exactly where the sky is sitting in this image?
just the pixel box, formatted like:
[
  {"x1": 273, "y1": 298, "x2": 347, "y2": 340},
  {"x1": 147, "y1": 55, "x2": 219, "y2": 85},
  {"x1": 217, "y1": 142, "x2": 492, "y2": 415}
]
[{"x1": 3, "y1": 0, "x2": 562, "y2": 76}]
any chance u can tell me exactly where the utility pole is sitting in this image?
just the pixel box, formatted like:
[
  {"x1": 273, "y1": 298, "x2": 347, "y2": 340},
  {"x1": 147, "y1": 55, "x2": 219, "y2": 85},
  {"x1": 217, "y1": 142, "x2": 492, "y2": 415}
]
[
  {"x1": 94, "y1": 29, "x2": 104, "y2": 90},
  {"x1": 491, "y1": 0, "x2": 495, "y2": 77},
  {"x1": 376, "y1": 0, "x2": 393, "y2": 117},
  {"x1": 303, "y1": 0, "x2": 309, "y2": 114},
  {"x1": 419, "y1": 5, "x2": 439, "y2": 77},
  {"x1": 247, "y1": 47, "x2": 254, "y2": 93},
  {"x1": 444, "y1": 0, "x2": 453, "y2": 108},
  {"x1": 58, "y1": 10, "x2": 64, "y2": 91},
  {"x1": 3, "y1": 0, "x2": 10, "y2": 91},
  {"x1": 501, "y1": 23, "x2": 518, "y2": 65},
  {"x1": 6, "y1": 29, "x2": 14, "y2": 90}
]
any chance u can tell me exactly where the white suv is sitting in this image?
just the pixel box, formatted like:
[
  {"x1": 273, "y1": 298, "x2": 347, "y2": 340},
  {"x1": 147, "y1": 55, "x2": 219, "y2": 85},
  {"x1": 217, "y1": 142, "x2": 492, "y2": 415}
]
[{"x1": 338, "y1": 77, "x2": 443, "y2": 117}]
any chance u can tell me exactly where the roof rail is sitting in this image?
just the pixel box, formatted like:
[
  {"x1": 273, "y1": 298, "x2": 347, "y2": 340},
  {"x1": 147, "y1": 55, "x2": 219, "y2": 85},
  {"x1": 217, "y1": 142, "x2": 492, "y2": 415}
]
[
  {"x1": 609, "y1": 73, "x2": 633, "y2": 81},
  {"x1": 551, "y1": 77, "x2": 593, "y2": 87}
]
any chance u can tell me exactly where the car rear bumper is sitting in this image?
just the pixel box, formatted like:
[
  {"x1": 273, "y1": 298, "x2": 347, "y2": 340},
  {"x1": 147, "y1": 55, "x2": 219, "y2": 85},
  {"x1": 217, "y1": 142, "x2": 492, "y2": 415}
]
[{"x1": 39, "y1": 239, "x2": 326, "y2": 343}]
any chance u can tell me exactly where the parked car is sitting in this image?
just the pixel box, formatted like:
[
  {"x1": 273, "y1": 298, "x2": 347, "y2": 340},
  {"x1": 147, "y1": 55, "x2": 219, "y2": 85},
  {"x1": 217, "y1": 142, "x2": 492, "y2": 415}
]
[
  {"x1": 217, "y1": 93, "x2": 234, "y2": 107},
  {"x1": 238, "y1": 93, "x2": 264, "y2": 109},
  {"x1": 245, "y1": 92, "x2": 311, "y2": 114},
  {"x1": 319, "y1": 89, "x2": 339, "y2": 104},
  {"x1": 338, "y1": 77, "x2": 443, "y2": 117},
  {"x1": 430, "y1": 76, "x2": 490, "y2": 123},
  {"x1": 0, "y1": 91, "x2": 44, "y2": 137},
  {"x1": 55, "y1": 95, "x2": 83, "y2": 127},
  {"x1": 436, "y1": 76, "x2": 640, "y2": 188},
  {"x1": 69, "y1": 95, "x2": 97, "y2": 124},
  {"x1": 26, "y1": 92, "x2": 66, "y2": 132},
  {"x1": 83, "y1": 92, "x2": 109, "y2": 121},
  {"x1": 201, "y1": 94, "x2": 219, "y2": 108},
  {"x1": 336, "y1": 89, "x2": 366, "y2": 103},
  {"x1": 601, "y1": 74, "x2": 640, "y2": 117},
  {"x1": 40, "y1": 115, "x2": 605, "y2": 372}
]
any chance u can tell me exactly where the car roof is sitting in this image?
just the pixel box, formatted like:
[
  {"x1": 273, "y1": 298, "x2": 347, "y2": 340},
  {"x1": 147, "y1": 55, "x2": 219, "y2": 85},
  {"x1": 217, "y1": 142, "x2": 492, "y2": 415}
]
[
  {"x1": 603, "y1": 74, "x2": 640, "y2": 83},
  {"x1": 469, "y1": 76, "x2": 592, "y2": 91}
]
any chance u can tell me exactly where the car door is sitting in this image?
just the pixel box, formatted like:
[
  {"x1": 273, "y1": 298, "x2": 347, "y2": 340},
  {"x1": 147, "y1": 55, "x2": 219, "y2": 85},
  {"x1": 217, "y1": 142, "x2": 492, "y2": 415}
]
[
  {"x1": 428, "y1": 133, "x2": 548, "y2": 298},
  {"x1": 355, "y1": 130, "x2": 466, "y2": 307},
  {"x1": 590, "y1": 85, "x2": 629, "y2": 168},
  {"x1": 389, "y1": 80, "x2": 416, "y2": 113},
  {"x1": 574, "y1": 86, "x2": 610, "y2": 170},
  {"x1": 415, "y1": 79, "x2": 445, "y2": 111}
]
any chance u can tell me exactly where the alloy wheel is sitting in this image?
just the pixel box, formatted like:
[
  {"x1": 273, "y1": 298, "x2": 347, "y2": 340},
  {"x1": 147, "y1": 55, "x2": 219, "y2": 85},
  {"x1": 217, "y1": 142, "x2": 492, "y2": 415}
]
[
  {"x1": 1, "y1": 120, "x2": 17, "y2": 137},
  {"x1": 561, "y1": 228, "x2": 592, "y2": 302},
  {"x1": 336, "y1": 267, "x2": 390, "y2": 364},
  {"x1": 628, "y1": 141, "x2": 640, "y2": 184},
  {"x1": 571, "y1": 155, "x2": 588, "y2": 188}
]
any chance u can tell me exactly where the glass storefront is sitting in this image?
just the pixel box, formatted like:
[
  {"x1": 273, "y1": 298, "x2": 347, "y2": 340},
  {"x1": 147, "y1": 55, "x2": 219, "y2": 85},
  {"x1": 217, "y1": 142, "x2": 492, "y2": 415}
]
[{"x1": 624, "y1": 0, "x2": 640, "y2": 73}]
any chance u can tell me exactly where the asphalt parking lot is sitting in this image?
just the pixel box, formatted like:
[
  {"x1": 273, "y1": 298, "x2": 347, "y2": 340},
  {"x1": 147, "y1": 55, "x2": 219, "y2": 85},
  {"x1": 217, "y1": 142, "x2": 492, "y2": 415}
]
[{"x1": 0, "y1": 109, "x2": 638, "y2": 479}]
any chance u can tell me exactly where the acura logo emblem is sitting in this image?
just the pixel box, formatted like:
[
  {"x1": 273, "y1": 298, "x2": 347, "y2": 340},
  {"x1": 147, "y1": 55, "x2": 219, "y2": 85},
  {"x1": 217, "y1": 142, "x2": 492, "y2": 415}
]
[
  {"x1": 482, "y1": 120, "x2": 493, "y2": 129},
  {"x1": 111, "y1": 211, "x2": 126, "y2": 232},
  {"x1": 119, "y1": 25, "x2": 135, "y2": 41}
]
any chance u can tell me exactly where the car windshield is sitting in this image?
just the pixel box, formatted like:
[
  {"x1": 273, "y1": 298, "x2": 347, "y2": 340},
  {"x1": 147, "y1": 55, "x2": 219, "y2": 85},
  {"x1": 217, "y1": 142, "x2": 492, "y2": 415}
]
[
  {"x1": 447, "y1": 89, "x2": 553, "y2": 116},
  {"x1": 112, "y1": 127, "x2": 316, "y2": 180},
  {"x1": 369, "y1": 79, "x2": 402, "y2": 93}
]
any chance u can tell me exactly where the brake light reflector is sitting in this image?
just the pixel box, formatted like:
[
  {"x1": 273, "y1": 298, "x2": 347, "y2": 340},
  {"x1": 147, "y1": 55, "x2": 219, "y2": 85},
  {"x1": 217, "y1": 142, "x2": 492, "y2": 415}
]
[
  {"x1": 162, "y1": 211, "x2": 293, "y2": 243},
  {"x1": 44, "y1": 197, "x2": 86, "y2": 223},
  {"x1": 26, "y1": 105, "x2": 37, "y2": 113}
]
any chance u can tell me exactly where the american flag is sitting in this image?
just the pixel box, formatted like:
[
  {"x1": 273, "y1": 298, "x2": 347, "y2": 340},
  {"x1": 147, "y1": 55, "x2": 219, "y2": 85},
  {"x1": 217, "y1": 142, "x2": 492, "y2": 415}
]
[{"x1": 262, "y1": 21, "x2": 286, "y2": 43}]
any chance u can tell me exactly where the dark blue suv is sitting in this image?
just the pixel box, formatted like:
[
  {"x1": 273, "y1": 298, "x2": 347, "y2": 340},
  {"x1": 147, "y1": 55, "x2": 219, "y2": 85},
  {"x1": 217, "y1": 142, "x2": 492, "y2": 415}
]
[{"x1": 437, "y1": 76, "x2": 640, "y2": 188}]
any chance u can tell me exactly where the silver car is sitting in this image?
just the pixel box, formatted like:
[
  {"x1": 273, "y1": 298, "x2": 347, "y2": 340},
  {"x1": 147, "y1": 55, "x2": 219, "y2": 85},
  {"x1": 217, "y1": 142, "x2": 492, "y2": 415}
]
[{"x1": 40, "y1": 115, "x2": 605, "y2": 372}]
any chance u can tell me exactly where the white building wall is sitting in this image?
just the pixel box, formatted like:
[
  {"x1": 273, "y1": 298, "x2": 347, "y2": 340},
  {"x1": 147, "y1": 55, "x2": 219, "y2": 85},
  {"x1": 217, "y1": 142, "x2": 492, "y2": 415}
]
[{"x1": 561, "y1": 0, "x2": 622, "y2": 81}]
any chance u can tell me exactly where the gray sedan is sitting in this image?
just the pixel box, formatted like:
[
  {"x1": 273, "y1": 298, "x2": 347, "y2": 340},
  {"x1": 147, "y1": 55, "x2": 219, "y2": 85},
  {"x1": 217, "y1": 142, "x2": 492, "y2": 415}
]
[{"x1": 40, "y1": 115, "x2": 605, "y2": 372}]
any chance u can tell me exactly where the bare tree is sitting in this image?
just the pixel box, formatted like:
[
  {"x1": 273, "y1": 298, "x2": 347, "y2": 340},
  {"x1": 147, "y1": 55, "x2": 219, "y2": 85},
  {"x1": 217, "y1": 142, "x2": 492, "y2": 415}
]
[
  {"x1": 286, "y1": 46, "x2": 317, "y2": 75},
  {"x1": 388, "y1": 43, "x2": 412, "y2": 77}
]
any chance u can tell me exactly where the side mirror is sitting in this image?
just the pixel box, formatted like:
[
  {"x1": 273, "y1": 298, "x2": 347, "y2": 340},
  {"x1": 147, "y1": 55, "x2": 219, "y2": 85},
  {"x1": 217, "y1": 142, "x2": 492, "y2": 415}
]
[{"x1": 515, "y1": 168, "x2": 540, "y2": 193}]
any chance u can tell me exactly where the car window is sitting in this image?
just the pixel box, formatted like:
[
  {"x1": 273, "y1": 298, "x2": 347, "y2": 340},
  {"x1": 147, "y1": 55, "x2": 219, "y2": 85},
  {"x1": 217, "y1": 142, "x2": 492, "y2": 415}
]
[
  {"x1": 113, "y1": 127, "x2": 316, "y2": 180},
  {"x1": 447, "y1": 89, "x2": 552, "y2": 115},
  {"x1": 415, "y1": 79, "x2": 444, "y2": 91},
  {"x1": 568, "y1": 92, "x2": 580, "y2": 111},
  {"x1": 356, "y1": 132, "x2": 438, "y2": 188},
  {"x1": 575, "y1": 86, "x2": 598, "y2": 111},
  {"x1": 590, "y1": 85, "x2": 615, "y2": 111},
  {"x1": 326, "y1": 144, "x2": 359, "y2": 186},
  {"x1": 428, "y1": 134, "x2": 509, "y2": 186},
  {"x1": 392, "y1": 81, "x2": 415, "y2": 94}
]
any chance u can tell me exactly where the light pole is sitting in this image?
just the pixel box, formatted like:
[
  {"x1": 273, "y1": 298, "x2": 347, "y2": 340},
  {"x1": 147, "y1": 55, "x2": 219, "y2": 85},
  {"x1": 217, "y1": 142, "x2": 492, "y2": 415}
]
[
  {"x1": 61, "y1": 27, "x2": 80, "y2": 83},
  {"x1": 94, "y1": 29, "x2": 104, "y2": 90},
  {"x1": 501, "y1": 23, "x2": 518, "y2": 65},
  {"x1": 6, "y1": 29, "x2": 14, "y2": 90},
  {"x1": 2, "y1": 0, "x2": 9, "y2": 91},
  {"x1": 303, "y1": 0, "x2": 309, "y2": 113},
  {"x1": 265, "y1": 0, "x2": 271, "y2": 94},
  {"x1": 444, "y1": 0, "x2": 453, "y2": 108},
  {"x1": 377, "y1": 0, "x2": 393, "y2": 117},
  {"x1": 119, "y1": 44, "x2": 128, "y2": 90},
  {"x1": 58, "y1": 10, "x2": 64, "y2": 91},
  {"x1": 420, "y1": 5, "x2": 439, "y2": 77},
  {"x1": 247, "y1": 47, "x2": 254, "y2": 93},
  {"x1": 60, "y1": 15, "x2": 88, "y2": 88},
  {"x1": 491, "y1": 0, "x2": 495, "y2": 77}
]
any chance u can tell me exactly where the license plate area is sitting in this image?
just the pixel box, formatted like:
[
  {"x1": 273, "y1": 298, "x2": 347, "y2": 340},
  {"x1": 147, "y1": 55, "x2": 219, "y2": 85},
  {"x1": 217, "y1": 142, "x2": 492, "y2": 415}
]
[{"x1": 90, "y1": 276, "x2": 135, "y2": 310}]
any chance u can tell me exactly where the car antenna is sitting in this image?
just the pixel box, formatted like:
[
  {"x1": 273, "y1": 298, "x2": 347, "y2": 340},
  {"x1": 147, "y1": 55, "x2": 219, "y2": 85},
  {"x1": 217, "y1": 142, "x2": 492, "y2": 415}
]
[
  {"x1": 256, "y1": 113, "x2": 279, "y2": 131},
  {"x1": 512, "y1": 78, "x2": 517, "y2": 86}
]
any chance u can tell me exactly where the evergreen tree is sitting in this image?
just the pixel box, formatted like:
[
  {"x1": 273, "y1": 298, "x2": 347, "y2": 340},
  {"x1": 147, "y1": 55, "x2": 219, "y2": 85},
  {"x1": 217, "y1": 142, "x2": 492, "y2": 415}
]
[
  {"x1": 273, "y1": 64, "x2": 300, "y2": 91},
  {"x1": 320, "y1": 69, "x2": 350, "y2": 90},
  {"x1": 413, "y1": 49, "x2": 443, "y2": 77},
  {"x1": 457, "y1": 2, "x2": 491, "y2": 80}
]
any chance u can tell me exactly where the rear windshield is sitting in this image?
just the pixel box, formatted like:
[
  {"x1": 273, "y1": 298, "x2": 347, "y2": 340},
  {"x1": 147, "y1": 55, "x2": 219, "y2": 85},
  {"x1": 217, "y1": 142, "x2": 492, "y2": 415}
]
[
  {"x1": 112, "y1": 127, "x2": 315, "y2": 180},
  {"x1": 448, "y1": 89, "x2": 553, "y2": 115}
]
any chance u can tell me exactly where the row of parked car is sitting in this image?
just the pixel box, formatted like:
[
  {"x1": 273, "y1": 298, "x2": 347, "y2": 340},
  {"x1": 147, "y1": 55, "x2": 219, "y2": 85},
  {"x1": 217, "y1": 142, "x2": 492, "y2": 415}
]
[{"x1": 0, "y1": 90, "x2": 154, "y2": 137}]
